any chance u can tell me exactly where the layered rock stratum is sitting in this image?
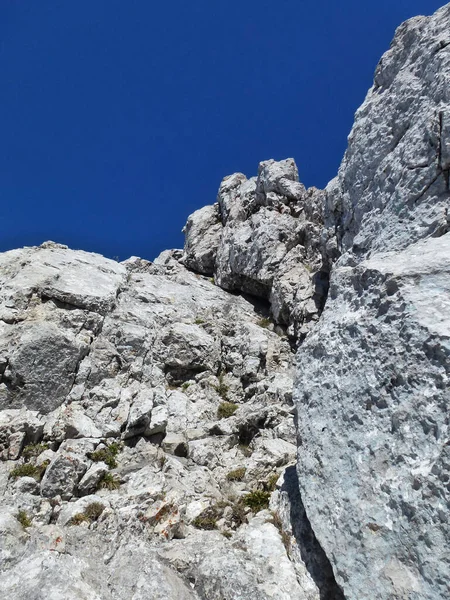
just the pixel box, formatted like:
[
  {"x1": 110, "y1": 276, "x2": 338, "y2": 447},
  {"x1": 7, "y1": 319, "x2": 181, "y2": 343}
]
[{"x1": 1, "y1": 4, "x2": 449, "y2": 600}]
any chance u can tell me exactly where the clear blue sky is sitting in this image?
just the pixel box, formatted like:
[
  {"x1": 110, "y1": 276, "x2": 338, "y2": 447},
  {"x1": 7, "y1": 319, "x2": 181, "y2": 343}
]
[{"x1": 0, "y1": 1, "x2": 445, "y2": 260}]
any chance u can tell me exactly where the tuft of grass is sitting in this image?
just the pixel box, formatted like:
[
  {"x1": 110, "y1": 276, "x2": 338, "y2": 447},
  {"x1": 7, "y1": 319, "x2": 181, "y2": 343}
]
[
  {"x1": 97, "y1": 472, "x2": 120, "y2": 491},
  {"x1": 269, "y1": 511, "x2": 291, "y2": 555},
  {"x1": 265, "y1": 472, "x2": 279, "y2": 492},
  {"x1": 88, "y1": 442, "x2": 122, "y2": 470},
  {"x1": 192, "y1": 506, "x2": 219, "y2": 530},
  {"x1": 226, "y1": 467, "x2": 246, "y2": 482},
  {"x1": 16, "y1": 509, "x2": 32, "y2": 529},
  {"x1": 257, "y1": 317, "x2": 271, "y2": 329},
  {"x1": 238, "y1": 443, "x2": 253, "y2": 458},
  {"x1": 217, "y1": 401, "x2": 238, "y2": 420},
  {"x1": 229, "y1": 501, "x2": 247, "y2": 528},
  {"x1": 181, "y1": 382, "x2": 190, "y2": 391},
  {"x1": 242, "y1": 490, "x2": 271, "y2": 513},
  {"x1": 214, "y1": 373, "x2": 229, "y2": 400},
  {"x1": 68, "y1": 502, "x2": 105, "y2": 526},
  {"x1": 22, "y1": 443, "x2": 49, "y2": 459},
  {"x1": 106, "y1": 441, "x2": 123, "y2": 456},
  {"x1": 68, "y1": 512, "x2": 90, "y2": 526},
  {"x1": 10, "y1": 461, "x2": 48, "y2": 481},
  {"x1": 158, "y1": 453, "x2": 167, "y2": 470},
  {"x1": 194, "y1": 317, "x2": 205, "y2": 325},
  {"x1": 222, "y1": 530, "x2": 232, "y2": 539},
  {"x1": 84, "y1": 502, "x2": 105, "y2": 521},
  {"x1": 281, "y1": 529, "x2": 292, "y2": 554}
]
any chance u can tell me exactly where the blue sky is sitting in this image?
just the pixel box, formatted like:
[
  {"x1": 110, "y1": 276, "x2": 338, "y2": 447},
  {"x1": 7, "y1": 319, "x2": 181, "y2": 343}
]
[{"x1": 0, "y1": 0, "x2": 445, "y2": 260}]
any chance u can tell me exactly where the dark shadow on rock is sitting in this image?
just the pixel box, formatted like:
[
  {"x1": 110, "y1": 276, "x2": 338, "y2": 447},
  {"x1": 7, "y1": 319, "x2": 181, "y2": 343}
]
[{"x1": 281, "y1": 465, "x2": 346, "y2": 600}]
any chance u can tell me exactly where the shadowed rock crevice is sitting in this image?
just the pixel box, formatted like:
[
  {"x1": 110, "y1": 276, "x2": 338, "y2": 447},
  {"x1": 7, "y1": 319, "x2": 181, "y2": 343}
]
[{"x1": 281, "y1": 466, "x2": 346, "y2": 600}]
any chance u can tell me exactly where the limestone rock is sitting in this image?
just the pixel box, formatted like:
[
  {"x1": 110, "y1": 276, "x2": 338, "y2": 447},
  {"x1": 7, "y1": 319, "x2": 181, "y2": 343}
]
[
  {"x1": 295, "y1": 234, "x2": 450, "y2": 599},
  {"x1": 325, "y1": 5, "x2": 450, "y2": 262},
  {"x1": 77, "y1": 462, "x2": 109, "y2": 496},
  {"x1": 40, "y1": 442, "x2": 93, "y2": 500},
  {"x1": 182, "y1": 158, "x2": 327, "y2": 336},
  {"x1": 182, "y1": 204, "x2": 222, "y2": 275},
  {"x1": 256, "y1": 158, "x2": 305, "y2": 205},
  {"x1": 294, "y1": 6, "x2": 450, "y2": 598}
]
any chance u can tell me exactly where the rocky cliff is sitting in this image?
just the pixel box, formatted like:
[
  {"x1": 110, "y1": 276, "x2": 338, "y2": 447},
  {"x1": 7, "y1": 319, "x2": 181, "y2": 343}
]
[{"x1": 1, "y1": 4, "x2": 449, "y2": 600}]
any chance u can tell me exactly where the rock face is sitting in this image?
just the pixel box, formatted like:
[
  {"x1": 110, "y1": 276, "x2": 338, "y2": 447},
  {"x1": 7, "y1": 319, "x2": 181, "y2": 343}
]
[
  {"x1": 1, "y1": 4, "x2": 450, "y2": 600},
  {"x1": 0, "y1": 242, "x2": 320, "y2": 599},
  {"x1": 182, "y1": 158, "x2": 328, "y2": 340},
  {"x1": 325, "y1": 6, "x2": 450, "y2": 260},
  {"x1": 295, "y1": 5, "x2": 450, "y2": 600}
]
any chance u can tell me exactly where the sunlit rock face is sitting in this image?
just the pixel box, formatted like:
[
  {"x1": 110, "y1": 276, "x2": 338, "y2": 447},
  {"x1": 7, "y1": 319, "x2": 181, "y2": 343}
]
[
  {"x1": 0, "y1": 242, "x2": 322, "y2": 600},
  {"x1": 182, "y1": 158, "x2": 328, "y2": 341},
  {"x1": 1, "y1": 4, "x2": 450, "y2": 600},
  {"x1": 295, "y1": 4, "x2": 450, "y2": 599}
]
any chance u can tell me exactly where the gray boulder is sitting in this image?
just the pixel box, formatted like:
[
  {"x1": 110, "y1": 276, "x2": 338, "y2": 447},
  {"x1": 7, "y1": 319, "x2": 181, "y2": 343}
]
[{"x1": 182, "y1": 204, "x2": 222, "y2": 275}]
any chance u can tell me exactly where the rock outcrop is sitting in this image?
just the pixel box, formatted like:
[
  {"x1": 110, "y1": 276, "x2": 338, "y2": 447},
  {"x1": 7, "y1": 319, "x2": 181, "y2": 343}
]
[
  {"x1": 1, "y1": 4, "x2": 450, "y2": 600},
  {"x1": 295, "y1": 5, "x2": 450, "y2": 600},
  {"x1": 0, "y1": 242, "x2": 322, "y2": 599},
  {"x1": 182, "y1": 158, "x2": 328, "y2": 340}
]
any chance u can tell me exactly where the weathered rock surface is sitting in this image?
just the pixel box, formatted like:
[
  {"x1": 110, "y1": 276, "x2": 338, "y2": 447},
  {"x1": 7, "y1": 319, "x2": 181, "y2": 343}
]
[
  {"x1": 0, "y1": 241, "x2": 317, "y2": 599},
  {"x1": 182, "y1": 159, "x2": 328, "y2": 339},
  {"x1": 295, "y1": 5, "x2": 450, "y2": 600},
  {"x1": 325, "y1": 5, "x2": 450, "y2": 261}
]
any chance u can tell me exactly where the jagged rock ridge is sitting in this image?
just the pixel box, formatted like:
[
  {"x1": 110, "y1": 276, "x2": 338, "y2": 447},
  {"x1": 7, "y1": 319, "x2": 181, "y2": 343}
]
[{"x1": 1, "y1": 4, "x2": 450, "y2": 600}]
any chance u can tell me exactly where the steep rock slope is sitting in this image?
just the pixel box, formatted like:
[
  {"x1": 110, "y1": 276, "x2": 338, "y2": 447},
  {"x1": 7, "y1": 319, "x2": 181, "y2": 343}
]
[
  {"x1": 0, "y1": 242, "x2": 329, "y2": 599},
  {"x1": 296, "y1": 5, "x2": 450, "y2": 599}
]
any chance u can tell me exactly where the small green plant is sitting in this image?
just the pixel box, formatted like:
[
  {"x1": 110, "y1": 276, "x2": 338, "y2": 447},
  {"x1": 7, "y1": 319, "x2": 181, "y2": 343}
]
[
  {"x1": 194, "y1": 317, "x2": 205, "y2": 325},
  {"x1": 208, "y1": 277, "x2": 215, "y2": 284},
  {"x1": 257, "y1": 317, "x2": 271, "y2": 329},
  {"x1": 10, "y1": 462, "x2": 48, "y2": 481},
  {"x1": 237, "y1": 443, "x2": 253, "y2": 457},
  {"x1": 222, "y1": 530, "x2": 232, "y2": 539},
  {"x1": 106, "y1": 441, "x2": 123, "y2": 456},
  {"x1": 22, "y1": 442, "x2": 49, "y2": 459},
  {"x1": 16, "y1": 509, "x2": 32, "y2": 529},
  {"x1": 68, "y1": 502, "x2": 105, "y2": 526},
  {"x1": 97, "y1": 472, "x2": 120, "y2": 491},
  {"x1": 214, "y1": 373, "x2": 229, "y2": 400},
  {"x1": 217, "y1": 401, "x2": 238, "y2": 419},
  {"x1": 192, "y1": 506, "x2": 219, "y2": 530},
  {"x1": 181, "y1": 382, "x2": 190, "y2": 391},
  {"x1": 242, "y1": 490, "x2": 271, "y2": 513},
  {"x1": 226, "y1": 467, "x2": 246, "y2": 482},
  {"x1": 88, "y1": 442, "x2": 122, "y2": 469},
  {"x1": 265, "y1": 472, "x2": 279, "y2": 492},
  {"x1": 68, "y1": 512, "x2": 90, "y2": 526}
]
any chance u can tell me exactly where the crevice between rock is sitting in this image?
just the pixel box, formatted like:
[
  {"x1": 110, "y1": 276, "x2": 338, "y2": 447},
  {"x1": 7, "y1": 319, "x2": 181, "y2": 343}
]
[{"x1": 281, "y1": 466, "x2": 346, "y2": 600}]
